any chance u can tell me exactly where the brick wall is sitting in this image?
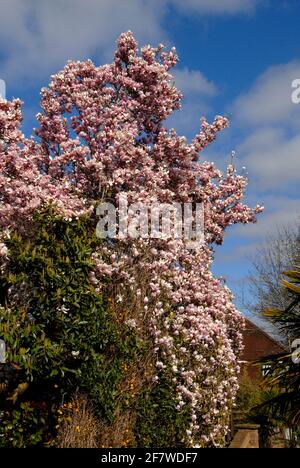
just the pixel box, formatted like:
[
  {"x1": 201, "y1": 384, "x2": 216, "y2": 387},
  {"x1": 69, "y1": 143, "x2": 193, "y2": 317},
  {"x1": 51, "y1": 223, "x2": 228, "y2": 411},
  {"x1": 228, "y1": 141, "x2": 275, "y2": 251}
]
[{"x1": 241, "y1": 319, "x2": 286, "y2": 380}]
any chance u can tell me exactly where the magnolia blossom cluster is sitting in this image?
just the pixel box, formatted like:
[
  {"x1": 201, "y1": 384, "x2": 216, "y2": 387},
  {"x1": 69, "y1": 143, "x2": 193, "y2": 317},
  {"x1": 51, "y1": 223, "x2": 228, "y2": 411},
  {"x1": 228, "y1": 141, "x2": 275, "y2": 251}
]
[
  {"x1": 0, "y1": 99, "x2": 88, "y2": 232},
  {"x1": 0, "y1": 32, "x2": 263, "y2": 446}
]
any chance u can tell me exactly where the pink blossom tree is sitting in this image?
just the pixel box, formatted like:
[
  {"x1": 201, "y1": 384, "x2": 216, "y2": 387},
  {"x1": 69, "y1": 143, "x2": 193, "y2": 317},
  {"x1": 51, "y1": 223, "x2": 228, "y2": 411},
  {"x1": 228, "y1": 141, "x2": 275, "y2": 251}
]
[{"x1": 0, "y1": 32, "x2": 263, "y2": 447}]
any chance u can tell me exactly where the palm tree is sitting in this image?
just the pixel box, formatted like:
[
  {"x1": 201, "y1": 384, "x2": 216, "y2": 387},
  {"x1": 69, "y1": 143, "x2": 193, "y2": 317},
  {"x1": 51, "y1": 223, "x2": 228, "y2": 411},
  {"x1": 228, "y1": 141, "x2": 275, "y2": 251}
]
[{"x1": 259, "y1": 261, "x2": 300, "y2": 440}]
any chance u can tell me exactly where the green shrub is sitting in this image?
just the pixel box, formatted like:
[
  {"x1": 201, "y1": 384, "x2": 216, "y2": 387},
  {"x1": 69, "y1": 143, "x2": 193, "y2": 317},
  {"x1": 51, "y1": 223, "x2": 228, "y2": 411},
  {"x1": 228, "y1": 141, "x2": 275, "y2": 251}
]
[
  {"x1": 135, "y1": 371, "x2": 190, "y2": 448},
  {"x1": 0, "y1": 207, "x2": 139, "y2": 446}
]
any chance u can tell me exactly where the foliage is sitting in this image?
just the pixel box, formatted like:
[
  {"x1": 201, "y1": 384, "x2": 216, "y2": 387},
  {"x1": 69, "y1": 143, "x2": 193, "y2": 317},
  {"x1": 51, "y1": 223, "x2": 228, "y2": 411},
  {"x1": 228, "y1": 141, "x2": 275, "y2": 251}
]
[
  {"x1": 135, "y1": 371, "x2": 190, "y2": 448},
  {"x1": 0, "y1": 208, "x2": 140, "y2": 446},
  {"x1": 0, "y1": 400, "x2": 49, "y2": 448},
  {"x1": 261, "y1": 260, "x2": 300, "y2": 427}
]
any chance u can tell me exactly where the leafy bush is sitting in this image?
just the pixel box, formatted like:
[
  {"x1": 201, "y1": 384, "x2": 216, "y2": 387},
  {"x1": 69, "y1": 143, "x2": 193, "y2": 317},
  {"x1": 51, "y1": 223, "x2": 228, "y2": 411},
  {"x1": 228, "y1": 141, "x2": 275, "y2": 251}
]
[
  {"x1": 0, "y1": 207, "x2": 139, "y2": 446},
  {"x1": 135, "y1": 371, "x2": 190, "y2": 448}
]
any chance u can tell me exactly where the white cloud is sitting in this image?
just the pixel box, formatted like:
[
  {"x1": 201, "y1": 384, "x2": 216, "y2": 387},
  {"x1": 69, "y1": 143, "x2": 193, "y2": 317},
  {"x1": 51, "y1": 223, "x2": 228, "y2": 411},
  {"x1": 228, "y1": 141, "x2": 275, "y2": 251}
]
[
  {"x1": 0, "y1": 0, "x2": 261, "y2": 88},
  {"x1": 238, "y1": 127, "x2": 300, "y2": 188},
  {"x1": 173, "y1": 68, "x2": 217, "y2": 97},
  {"x1": 233, "y1": 196, "x2": 300, "y2": 239},
  {"x1": 0, "y1": 0, "x2": 167, "y2": 87},
  {"x1": 168, "y1": 68, "x2": 217, "y2": 134},
  {"x1": 231, "y1": 61, "x2": 300, "y2": 188},
  {"x1": 233, "y1": 61, "x2": 300, "y2": 126}
]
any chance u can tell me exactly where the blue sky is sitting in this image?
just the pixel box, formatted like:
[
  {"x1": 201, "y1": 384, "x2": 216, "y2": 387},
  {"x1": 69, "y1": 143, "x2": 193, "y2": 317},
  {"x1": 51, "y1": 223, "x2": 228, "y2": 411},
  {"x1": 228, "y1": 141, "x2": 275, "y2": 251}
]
[{"x1": 0, "y1": 0, "x2": 299, "y2": 324}]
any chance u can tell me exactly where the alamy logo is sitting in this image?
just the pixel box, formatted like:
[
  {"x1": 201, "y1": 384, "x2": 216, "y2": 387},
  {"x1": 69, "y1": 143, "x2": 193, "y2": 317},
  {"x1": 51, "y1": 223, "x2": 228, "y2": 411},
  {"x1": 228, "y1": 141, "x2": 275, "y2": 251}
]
[
  {"x1": 0, "y1": 339, "x2": 6, "y2": 363},
  {"x1": 96, "y1": 194, "x2": 205, "y2": 249},
  {"x1": 291, "y1": 338, "x2": 300, "y2": 364},
  {"x1": 0, "y1": 79, "x2": 6, "y2": 99},
  {"x1": 291, "y1": 79, "x2": 300, "y2": 104}
]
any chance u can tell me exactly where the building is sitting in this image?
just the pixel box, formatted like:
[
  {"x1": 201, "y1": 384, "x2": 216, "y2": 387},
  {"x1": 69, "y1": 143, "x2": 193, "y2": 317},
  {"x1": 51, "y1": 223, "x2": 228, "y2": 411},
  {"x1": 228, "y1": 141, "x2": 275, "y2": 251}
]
[{"x1": 241, "y1": 318, "x2": 287, "y2": 380}]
